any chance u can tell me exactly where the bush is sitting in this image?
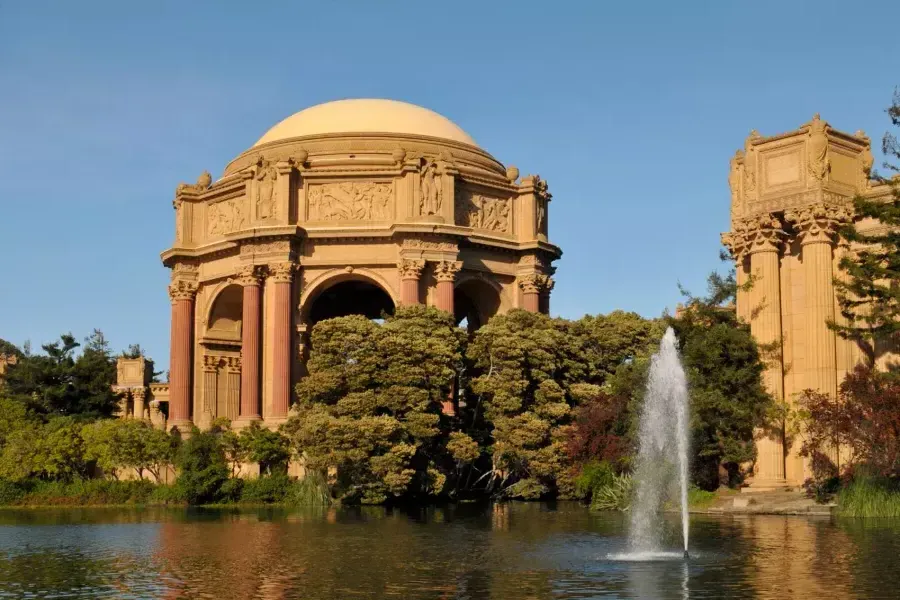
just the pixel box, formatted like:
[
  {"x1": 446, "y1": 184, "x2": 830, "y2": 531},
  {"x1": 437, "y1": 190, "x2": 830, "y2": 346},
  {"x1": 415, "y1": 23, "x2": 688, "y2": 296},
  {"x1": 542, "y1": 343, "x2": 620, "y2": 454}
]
[
  {"x1": 240, "y1": 474, "x2": 292, "y2": 503},
  {"x1": 0, "y1": 480, "x2": 26, "y2": 505},
  {"x1": 148, "y1": 484, "x2": 185, "y2": 505},
  {"x1": 837, "y1": 475, "x2": 900, "y2": 518},
  {"x1": 502, "y1": 478, "x2": 549, "y2": 500},
  {"x1": 590, "y1": 472, "x2": 633, "y2": 511},
  {"x1": 176, "y1": 429, "x2": 229, "y2": 505},
  {"x1": 574, "y1": 460, "x2": 617, "y2": 501},
  {"x1": 0, "y1": 479, "x2": 156, "y2": 506},
  {"x1": 285, "y1": 473, "x2": 332, "y2": 506}
]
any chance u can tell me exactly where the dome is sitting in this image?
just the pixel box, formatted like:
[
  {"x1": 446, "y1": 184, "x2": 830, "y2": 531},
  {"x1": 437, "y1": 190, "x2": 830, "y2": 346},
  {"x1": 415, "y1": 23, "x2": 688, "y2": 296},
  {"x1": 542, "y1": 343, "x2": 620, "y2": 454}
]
[{"x1": 252, "y1": 99, "x2": 478, "y2": 148}]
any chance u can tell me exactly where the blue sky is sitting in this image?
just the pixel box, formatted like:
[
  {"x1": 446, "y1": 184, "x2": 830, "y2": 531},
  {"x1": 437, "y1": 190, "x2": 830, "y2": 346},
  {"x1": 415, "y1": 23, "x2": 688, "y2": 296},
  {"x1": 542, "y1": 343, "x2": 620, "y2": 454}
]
[{"x1": 1, "y1": 1, "x2": 897, "y2": 368}]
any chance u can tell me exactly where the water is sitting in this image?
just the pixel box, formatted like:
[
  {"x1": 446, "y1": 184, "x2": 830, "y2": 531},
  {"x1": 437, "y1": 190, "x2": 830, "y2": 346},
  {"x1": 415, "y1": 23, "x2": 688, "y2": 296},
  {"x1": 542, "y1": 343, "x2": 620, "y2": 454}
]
[
  {"x1": 1, "y1": 504, "x2": 899, "y2": 599},
  {"x1": 629, "y1": 327, "x2": 691, "y2": 555}
]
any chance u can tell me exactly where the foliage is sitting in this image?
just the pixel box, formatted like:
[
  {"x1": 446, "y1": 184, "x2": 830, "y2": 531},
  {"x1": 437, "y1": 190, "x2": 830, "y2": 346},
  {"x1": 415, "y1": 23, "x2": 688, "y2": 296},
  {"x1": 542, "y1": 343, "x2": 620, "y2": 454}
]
[
  {"x1": 833, "y1": 91, "x2": 900, "y2": 351},
  {"x1": 239, "y1": 474, "x2": 294, "y2": 503},
  {"x1": 836, "y1": 475, "x2": 900, "y2": 518},
  {"x1": 2, "y1": 331, "x2": 122, "y2": 419},
  {"x1": 686, "y1": 485, "x2": 717, "y2": 508},
  {"x1": 590, "y1": 472, "x2": 633, "y2": 511},
  {"x1": 564, "y1": 391, "x2": 631, "y2": 471},
  {"x1": 82, "y1": 419, "x2": 178, "y2": 482},
  {"x1": 240, "y1": 421, "x2": 290, "y2": 475},
  {"x1": 574, "y1": 460, "x2": 617, "y2": 500},
  {"x1": 0, "y1": 479, "x2": 158, "y2": 506},
  {"x1": 0, "y1": 338, "x2": 21, "y2": 358},
  {"x1": 799, "y1": 365, "x2": 900, "y2": 482},
  {"x1": 175, "y1": 428, "x2": 230, "y2": 504},
  {"x1": 285, "y1": 306, "x2": 464, "y2": 504},
  {"x1": 569, "y1": 311, "x2": 664, "y2": 385},
  {"x1": 0, "y1": 417, "x2": 89, "y2": 482},
  {"x1": 283, "y1": 472, "x2": 332, "y2": 506}
]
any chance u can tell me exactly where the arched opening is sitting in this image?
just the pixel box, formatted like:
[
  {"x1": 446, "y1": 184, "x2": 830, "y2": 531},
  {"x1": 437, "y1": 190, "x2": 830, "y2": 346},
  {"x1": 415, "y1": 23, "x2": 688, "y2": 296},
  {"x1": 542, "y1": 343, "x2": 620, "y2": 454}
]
[
  {"x1": 454, "y1": 278, "x2": 501, "y2": 333},
  {"x1": 307, "y1": 279, "x2": 395, "y2": 325},
  {"x1": 207, "y1": 284, "x2": 243, "y2": 341}
]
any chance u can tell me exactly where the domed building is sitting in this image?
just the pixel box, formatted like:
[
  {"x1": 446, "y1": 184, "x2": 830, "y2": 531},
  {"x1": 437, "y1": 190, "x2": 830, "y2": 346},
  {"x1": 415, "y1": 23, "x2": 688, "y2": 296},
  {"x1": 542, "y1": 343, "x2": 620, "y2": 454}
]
[{"x1": 148, "y1": 99, "x2": 561, "y2": 431}]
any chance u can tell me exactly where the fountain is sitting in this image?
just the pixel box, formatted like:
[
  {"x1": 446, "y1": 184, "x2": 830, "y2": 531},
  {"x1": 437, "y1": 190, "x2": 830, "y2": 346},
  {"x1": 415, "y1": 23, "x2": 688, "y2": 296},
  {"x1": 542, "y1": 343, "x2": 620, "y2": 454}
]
[{"x1": 626, "y1": 326, "x2": 691, "y2": 559}]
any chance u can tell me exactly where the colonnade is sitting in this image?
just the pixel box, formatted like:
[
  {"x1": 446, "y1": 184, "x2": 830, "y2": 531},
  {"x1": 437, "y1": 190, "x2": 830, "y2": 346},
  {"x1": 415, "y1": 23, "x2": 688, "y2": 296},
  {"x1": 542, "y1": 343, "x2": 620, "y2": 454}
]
[{"x1": 166, "y1": 258, "x2": 555, "y2": 429}]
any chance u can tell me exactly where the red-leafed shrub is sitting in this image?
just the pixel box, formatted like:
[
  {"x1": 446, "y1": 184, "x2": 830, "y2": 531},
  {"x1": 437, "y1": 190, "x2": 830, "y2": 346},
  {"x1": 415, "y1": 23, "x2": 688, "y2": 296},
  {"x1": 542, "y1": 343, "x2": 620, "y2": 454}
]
[{"x1": 564, "y1": 391, "x2": 631, "y2": 469}]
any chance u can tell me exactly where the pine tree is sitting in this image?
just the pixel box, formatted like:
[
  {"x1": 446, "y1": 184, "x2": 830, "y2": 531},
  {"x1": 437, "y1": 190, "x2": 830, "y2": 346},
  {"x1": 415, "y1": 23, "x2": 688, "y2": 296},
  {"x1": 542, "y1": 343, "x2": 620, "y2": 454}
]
[{"x1": 833, "y1": 91, "x2": 900, "y2": 352}]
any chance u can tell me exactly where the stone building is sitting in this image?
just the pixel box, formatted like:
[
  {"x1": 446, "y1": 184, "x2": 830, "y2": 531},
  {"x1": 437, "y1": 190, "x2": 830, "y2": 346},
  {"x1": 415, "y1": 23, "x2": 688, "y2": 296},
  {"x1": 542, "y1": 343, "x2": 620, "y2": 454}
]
[
  {"x1": 154, "y1": 99, "x2": 561, "y2": 432},
  {"x1": 722, "y1": 115, "x2": 896, "y2": 487}
]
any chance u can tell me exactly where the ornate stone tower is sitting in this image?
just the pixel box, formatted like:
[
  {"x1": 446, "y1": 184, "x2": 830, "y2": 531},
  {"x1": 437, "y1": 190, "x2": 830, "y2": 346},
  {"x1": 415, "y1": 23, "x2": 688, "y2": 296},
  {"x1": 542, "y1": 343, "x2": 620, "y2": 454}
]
[
  {"x1": 160, "y1": 99, "x2": 562, "y2": 432},
  {"x1": 721, "y1": 115, "x2": 892, "y2": 487}
]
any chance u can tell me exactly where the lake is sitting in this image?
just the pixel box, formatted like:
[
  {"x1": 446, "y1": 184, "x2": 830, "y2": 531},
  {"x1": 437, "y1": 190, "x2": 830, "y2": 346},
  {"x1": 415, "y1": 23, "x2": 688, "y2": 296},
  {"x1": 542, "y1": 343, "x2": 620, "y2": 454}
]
[{"x1": 0, "y1": 503, "x2": 898, "y2": 599}]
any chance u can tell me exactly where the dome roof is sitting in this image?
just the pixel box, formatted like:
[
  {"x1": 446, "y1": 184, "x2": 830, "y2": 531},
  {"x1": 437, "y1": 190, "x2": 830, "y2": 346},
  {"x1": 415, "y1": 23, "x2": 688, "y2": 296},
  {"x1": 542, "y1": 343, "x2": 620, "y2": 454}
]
[{"x1": 252, "y1": 99, "x2": 478, "y2": 148}]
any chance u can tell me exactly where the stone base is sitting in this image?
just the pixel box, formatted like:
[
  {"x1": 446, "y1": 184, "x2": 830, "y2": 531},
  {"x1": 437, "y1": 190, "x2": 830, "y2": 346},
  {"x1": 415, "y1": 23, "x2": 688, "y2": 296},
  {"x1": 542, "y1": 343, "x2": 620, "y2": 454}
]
[
  {"x1": 741, "y1": 478, "x2": 792, "y2": 493},
  {"x1": 167, "y1": 419, "x2": 194, "y2": 435}
]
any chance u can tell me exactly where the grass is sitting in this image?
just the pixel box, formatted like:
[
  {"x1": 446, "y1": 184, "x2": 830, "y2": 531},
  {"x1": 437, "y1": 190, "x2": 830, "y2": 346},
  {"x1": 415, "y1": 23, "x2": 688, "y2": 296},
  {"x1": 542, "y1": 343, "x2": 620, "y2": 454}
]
[
  {"x1": 836, "y1": 476, "x2": 900, "y2": 518},
  {"x1": 687, "y1": 486, "x2": 717, "y2": 509}
]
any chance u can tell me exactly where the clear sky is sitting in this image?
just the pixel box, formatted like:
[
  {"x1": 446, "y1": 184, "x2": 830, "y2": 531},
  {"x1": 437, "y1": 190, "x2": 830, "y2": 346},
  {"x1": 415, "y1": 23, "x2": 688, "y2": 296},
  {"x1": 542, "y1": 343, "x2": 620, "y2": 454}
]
[{"x1": 1, "y1": 0, "x2": 897, "y2": 369}]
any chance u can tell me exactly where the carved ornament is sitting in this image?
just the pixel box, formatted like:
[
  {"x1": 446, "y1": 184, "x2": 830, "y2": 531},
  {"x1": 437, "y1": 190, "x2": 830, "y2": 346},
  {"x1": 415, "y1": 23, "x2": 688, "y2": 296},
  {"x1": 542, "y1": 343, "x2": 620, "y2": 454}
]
[
  {"x1": 398, "y1": 259, "x2": 426, "y2": 280},
  {"x1": 176, "y1": 170, "x2": 212, "y2": 195},
  {"x1": 203, "y1": 355, "x2": 222, "y2": 372},
  {"x1": 728, "y1": 150, "x2": 744, "y2": 215},
  {"x1": 433, "y1": 260, "x2": 462, "y2": 283},
  {"x1": 456, "y1": 187, "x2": 511, "y2": 233},
  {"x1": 401, "y1": 239, "x2": 458, "y2": 252},
  {"x1": 225, "y1": 356, "x2": 242, "y2": 373},
  {"x1": 518, "y1": 273, "x2": 553, "y2": 294},
  {"x1": 240, "y1": 241, "x2": 292, "y2": 256},
  {"x1": 735, "y1": 214, "x2": 786, "y2": 255},
  {"x1": 308, "y1": 181, "x2": 393, "y2": 221},
  {"x1": 267, "y1": 262, "x2": 297, "y2": 284},
  {"x1": 785, "y1": 203, "x2": 852, "y2": 246},
  {"x1": 208, "y1": 198, "x2": 246, "y2": 236},
  {"x1": 235, "y1": 265, "x2": 265, "y2": 287},
  {"x1": 168, "y1": 279, "x2": 199, "y2": 301},
  {"x1": 253, "y1": 158, "x2": 278, "y2": 220}
]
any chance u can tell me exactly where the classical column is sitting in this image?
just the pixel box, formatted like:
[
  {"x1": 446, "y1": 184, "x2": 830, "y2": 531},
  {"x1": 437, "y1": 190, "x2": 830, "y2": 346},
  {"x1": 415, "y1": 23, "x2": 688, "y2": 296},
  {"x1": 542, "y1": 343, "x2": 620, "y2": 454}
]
[
  {"x1": 268, "y1": 262, "x2": 296, "y2": 420},
  {"x1": 518, "y1": 273, "x2": 552, "y2": 313},
  {"x1": 237, "y1": 265, "x2": 263, "y2": 422},
  {"x1": 745, "y1": 214, "x2": 786, "y2": 485},
  {"x1": 200, "y1": 355, "x2": 218, "y2": 429},
  {"x1": 786, "y1": 204, "x2": 850, "y2": 399},
  {"x1": 116, "y1": 390, "x2": 131, "y2": 419},
  {"x1": 433, "y1": 260, "x2": 462, "y2": 314},
  {"x1": 721, "y1": 230, "x2": 751, "y2": 323},
  {"x1": 132, "y1": 387, "x2": 147, "y2": 422},
  {"x1": 224, "y1": 357, "x2": 241, "y2": 421},
  {"x1": 399, "y1": 259, "x2": 425, "y2": 305},
  {"x1": 168, "y1": 278, "x2": 198, "y2": 429}
]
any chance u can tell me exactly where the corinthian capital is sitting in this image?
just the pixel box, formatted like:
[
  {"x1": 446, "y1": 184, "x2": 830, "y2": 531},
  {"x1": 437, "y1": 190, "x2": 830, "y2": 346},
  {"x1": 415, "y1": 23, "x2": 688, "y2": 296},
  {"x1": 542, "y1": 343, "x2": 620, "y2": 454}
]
[
  {"x1": 168, "y1": 279, "x2": 199, "y2": 301},
  {"x1": 785, "y1": 203, "x2": 852, "y2": 246},
  {"x1": 518, "y1": 273, "x2": 553, "y2": 294},
  {"x1": 235, "y1": 265, "x2": 265, "y2": 287},
  {"x1": 399, "y1": 259, "x2": 426, "y2": 281},
  {"x1": 267, "y1": 262, "x2": 297, "y2": 284},
  {"x1": 433, "y1": 260, "x2": 462, "y2": 283},
  {"x1": 721, "y1": 231, "x2": 748, "y2": 262},
  {"x1": 738, "y1": 213, "x2": 786, "y2": 255}
]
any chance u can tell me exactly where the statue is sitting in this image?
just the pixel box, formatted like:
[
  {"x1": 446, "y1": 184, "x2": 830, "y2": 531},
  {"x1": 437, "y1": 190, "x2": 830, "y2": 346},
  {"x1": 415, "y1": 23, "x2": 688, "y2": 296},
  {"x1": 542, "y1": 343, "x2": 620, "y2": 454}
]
[
  {"x1": 255, "y1": 161, "x2": 277, "y2": 219},
  {"x1": 728, "y1": 150, "x2": 743, "y2": 214},
  {"x1": 420, "y1": 161, "x2": 442, "y2": 215},
  {"x1": 807, "y1": 114, "x2": 830, "y2": 182}
]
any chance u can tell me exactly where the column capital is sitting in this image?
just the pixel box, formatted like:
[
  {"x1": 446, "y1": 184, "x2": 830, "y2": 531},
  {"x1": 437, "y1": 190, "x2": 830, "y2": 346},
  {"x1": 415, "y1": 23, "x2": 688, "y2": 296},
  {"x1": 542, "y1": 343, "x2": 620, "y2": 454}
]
[
  {"x1": 267, "y1": 262, "x2": 297, "y2": 284},
  {"x1": 202, "y1": 354, "x2": 220, "y2": 373},
  {"x1": 224, "y1": 356, "x2": 242, "y2": 373},
  {"x1": 235, "y1": 264, "x2": 265, "y2": 287},
  {"x1": 168, "y1": 279, "x2": 199, "y2": 302},
  {"x1": 732, "y1": 213, "x2": 786, "y2": 255},
  {"x1": 433, "y1": 260, "x2": 462, "y2": 283},
  {"x1": 720, "y1": 231, "x2": 749, "y2": 262},
  {"x1": 785, "y1": 203, "x2": 852, "y2": 246},
  {"x1": 518, "y1": 273, "x2": 553, "y2": 294},
  {"x1": 399, "y1": 259, "x2": 426, "y2": 281}
]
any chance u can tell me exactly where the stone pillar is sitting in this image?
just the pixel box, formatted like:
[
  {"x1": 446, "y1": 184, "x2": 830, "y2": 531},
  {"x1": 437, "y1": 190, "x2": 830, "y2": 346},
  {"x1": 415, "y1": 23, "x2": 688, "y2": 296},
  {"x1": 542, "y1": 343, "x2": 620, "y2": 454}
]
[
  {"x1": 224, "y1": 357, "x2": 241, "y2": 421},
  {"x1": 238, "y1": 265, "x2": 263, "y2": 422},
  {"x1": 149, "y1": 399, "x2": 165, "y2": 430},
  {"x1": 433, "y1": 260, "x2": 462, "y2": 314},
  {"x1": 116, "y1": 390, "x2": 131, "y2": 419},
  {"x1": 399, "y1": 259, "x2": 425, "y2": 305},
  {"x1": 518, "y1": 273, "x2": 552, "y2": 313},
  {"x1": 168, "y1": 279, "x2": 198, "y2": 429},
  {"x1": 200, "y1": 355, "x2": 218, "y2": 429},
  {"x1": 722, "y1": 231, "x2": 751, "y2": 323},
  {"x1": 746, "y1": 215, "x2": 786, "y2": 485},
  {"x1": 132, "y1": 387, "x2": 147, "y2": 422},
  {"x1": 268, "y1": 262, "x2": 296, "y2": 420}
]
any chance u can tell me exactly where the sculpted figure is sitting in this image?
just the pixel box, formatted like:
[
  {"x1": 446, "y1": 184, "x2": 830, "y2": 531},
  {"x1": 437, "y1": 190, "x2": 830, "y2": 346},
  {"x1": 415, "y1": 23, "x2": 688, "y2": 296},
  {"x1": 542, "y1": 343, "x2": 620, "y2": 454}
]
[
  {"x1": 728, "y1": 151, "x2": 743, "y2": 214},
  {"x1": 807, "y1": 114, "x2": 830, "y2": 181},
  {"x1": 421, "y1": 161, "x2": 441, "y2": 215},
  {"x1": 255, "y1": 161, "x2": 277, "y2": 219}
]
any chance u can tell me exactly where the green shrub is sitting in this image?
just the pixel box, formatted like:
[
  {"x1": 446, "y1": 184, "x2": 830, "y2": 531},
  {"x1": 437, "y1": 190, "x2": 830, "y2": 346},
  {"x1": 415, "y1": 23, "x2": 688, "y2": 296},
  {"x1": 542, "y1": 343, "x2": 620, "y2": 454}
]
[
  {"x1": 837, "y1": 476, "x2": 900, "y2": 517},
  {"x1": 574, "y1": 460, "x2": 617, "y2": 500},
  {"x1": 502, "y1": 478, "x2": 549, "y2": 500},
  {"x1": 240, "y1": 474, "x2": 292, "y2": 503},
  {"x1": 285, "y1": 473, "x2": 332, "y2": 506},
  {"x1": 590, "y1": 472, "x2": 633, "y2": 511},
  {"x1": 219, "y1": 478, "x2": 245, "y2": 502},
  {"x1": 2, "y1": 479, "x2": 156, "y2": 506},
  {"x1": 176, "y1": 429, "x2": 230, "y2": 505},
  {"x1": 148, "y1": 484, "x2": 185, "y2": 505},
  {"x1": 0, "y1": 479, "x2": 26, "y2": 505},
  {"x1": 687, "y1": 485, "x2": 716, "y2": 508}
]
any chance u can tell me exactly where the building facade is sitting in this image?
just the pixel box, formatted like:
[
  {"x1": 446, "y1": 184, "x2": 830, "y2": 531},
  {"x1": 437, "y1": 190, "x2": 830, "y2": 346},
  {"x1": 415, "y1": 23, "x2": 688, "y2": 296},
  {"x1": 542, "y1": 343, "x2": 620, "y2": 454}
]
[
  {"x1": 151, "y1": 99, "x2": 561, "y2": 432},
  {"x1": 722, "y1": 115, "x2": 895, "y2": 487}
]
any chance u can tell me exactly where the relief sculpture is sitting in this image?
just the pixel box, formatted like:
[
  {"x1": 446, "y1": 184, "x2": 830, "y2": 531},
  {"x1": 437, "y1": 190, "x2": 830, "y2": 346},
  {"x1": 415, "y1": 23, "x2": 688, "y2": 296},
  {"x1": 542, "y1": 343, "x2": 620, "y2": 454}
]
[
  {"x1": 308, "y1": 181, "x2": 393, "y2": 221},
  {"x1": 208, "y1": 199, "x2": 246, "y2": 236},
  {"x1": 455, "y1": 188, "x2": 511, "y2": 233},
  {"x1": 420, "y1": 161, "x2": 442, "y2": 215},
  {"x1": 255, "y1": 160, "x2": 277, "y2": 220}
]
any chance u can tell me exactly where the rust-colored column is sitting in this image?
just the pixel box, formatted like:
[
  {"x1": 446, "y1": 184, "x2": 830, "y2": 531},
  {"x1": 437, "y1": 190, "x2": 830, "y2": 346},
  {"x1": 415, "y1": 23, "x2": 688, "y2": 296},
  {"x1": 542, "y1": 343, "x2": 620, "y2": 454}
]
[
  {"x1": 168, "y1": 279, "x2": 198, "y2": 429},
  {"x1": 433, "y1": 260, "x2": 461, "y2": 314},
  {"x1": 518, "y1": 273, "x2": 551, "y2": 313},
  {"x1": 398, "y1": 259, "x2": 425, "y2": 305},
  {"x1": 238, "y1": 266, "x2": 262, "y2": 421},
  {"x1": 268, "y1": 262, "x2": 296, "y2": 420}
]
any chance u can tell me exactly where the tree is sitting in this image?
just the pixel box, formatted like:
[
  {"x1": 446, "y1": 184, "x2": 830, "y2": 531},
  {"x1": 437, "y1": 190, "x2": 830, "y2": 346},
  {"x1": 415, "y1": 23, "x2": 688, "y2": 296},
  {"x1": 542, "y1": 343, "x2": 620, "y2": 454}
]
[
  {"x1": 833, "y1": 91, "x2": 900, "y2": 355},
  {"x1": 240, "y1": 421, "x2": 290, "y2": 475},
  {"x1": 82, "y1": 419, "x2": 177, "y2": 483},
  {"x1": 0, "y1": 417, "x2": 89, "y2": 482},
  {"x1": 71, "y1": 330, "x2": 119, "y2": 418},
  {"x1": 284, "y1": 306, "x2": 465, "y2": 504},
  {"x1": 176, "y1": 427, "x2": 230, "y2": 504}
]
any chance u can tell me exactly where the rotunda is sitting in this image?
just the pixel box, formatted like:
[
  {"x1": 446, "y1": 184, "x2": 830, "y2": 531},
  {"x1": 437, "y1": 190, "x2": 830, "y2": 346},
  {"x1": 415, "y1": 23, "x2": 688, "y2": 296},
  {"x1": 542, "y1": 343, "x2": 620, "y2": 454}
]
[{"x1": 158, "y1": 98, "x2": 561, "y2": 430}]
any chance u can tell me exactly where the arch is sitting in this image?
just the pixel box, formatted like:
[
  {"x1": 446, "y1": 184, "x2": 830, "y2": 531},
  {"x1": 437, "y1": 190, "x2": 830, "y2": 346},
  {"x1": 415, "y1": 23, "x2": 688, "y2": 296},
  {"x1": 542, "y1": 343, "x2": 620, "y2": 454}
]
[
  {"x1": 206, "y1": 283, "x2": 243, "y2": 341},
  {"x1": 454, "y1": 274, "x2": 503, "y2": 332},
  {"x1": 299, "y1": 268, "x2": 398, "y2": 325}
]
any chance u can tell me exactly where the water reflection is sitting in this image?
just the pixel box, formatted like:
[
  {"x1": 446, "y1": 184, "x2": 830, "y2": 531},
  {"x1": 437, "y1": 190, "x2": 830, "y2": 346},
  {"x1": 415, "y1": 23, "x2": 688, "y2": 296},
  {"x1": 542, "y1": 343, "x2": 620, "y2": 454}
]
[{"x1": 1, "y1": 504, "x2": 900, "y2": 599}]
